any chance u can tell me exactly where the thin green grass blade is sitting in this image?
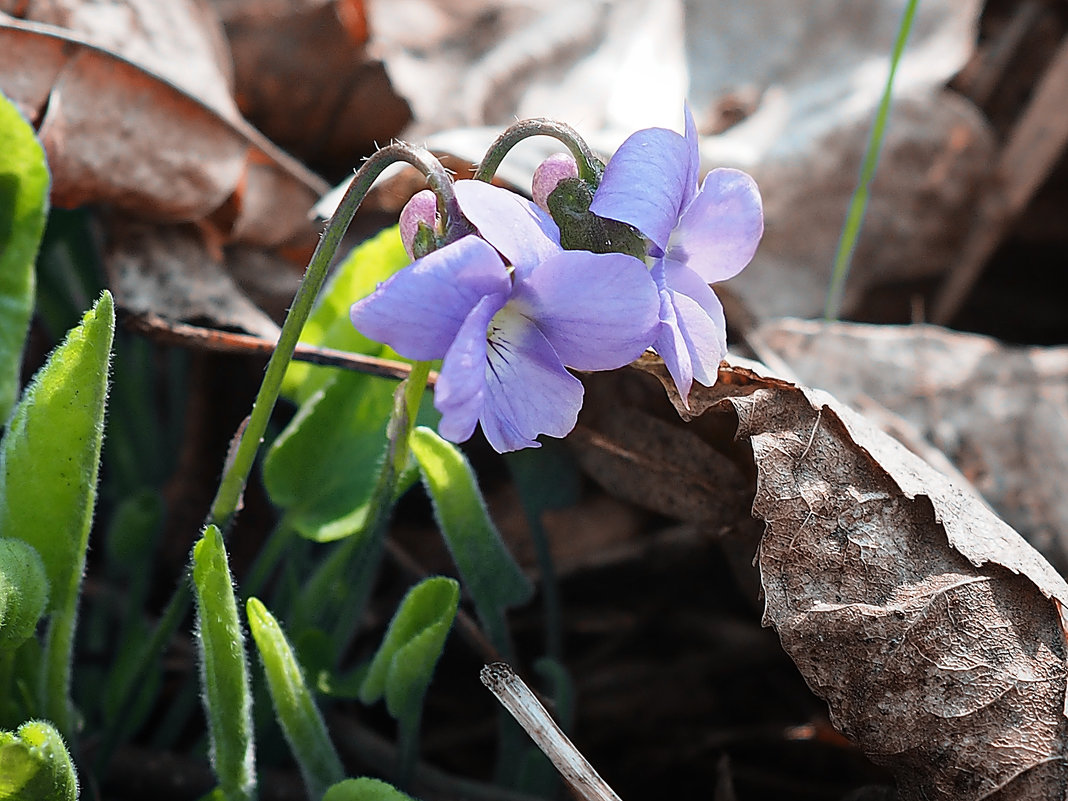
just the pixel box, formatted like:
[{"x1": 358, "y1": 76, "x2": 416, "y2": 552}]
[{"x1": 824, "y1": 0, "x2": 919, "y2": 320}]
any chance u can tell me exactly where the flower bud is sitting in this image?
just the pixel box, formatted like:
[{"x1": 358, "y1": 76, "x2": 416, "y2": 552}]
[
  {"x1": 532, "y1": 153, "x2": 579, "y2": 211},
  {"x1": 399, "y1": 189, "x2": 439, "y2": 260}
]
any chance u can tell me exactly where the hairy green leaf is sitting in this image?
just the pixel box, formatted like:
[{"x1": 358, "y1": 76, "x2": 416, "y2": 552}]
[
  {"x1": 0, "y1": 291, "x2": 113, "y2": 732},
  {"x1": 322, "y1": 778, "x2": 415, "y2": 801},
  {"x1": 247, "y1": 597, "x2": 343, "y2": 799},
  {"x1": 359, "y1": 576, "x2": 458, "y2": 781},
  {"x1": 0, "y1": 91, "x2": 49, "y2": 422},
  {"x1": 359, "y1": 577, "x2": 458, "y2": 721},
  {"x1": 410, "y1": 428, "x2": 533, "y2": 652},
  {"x1": 0, "y1": 540, "x2": 48, "y2": 651},
  {"x1": 0, "y1": 720, "x2": 77, "y2": 801},
  {"x1": 192, "y1": 525, "x2": 255, "y2": 801}
]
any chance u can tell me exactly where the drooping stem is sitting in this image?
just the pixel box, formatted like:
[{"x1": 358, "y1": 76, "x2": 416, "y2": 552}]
[
  {"x1": 474, "y1": 119, "x2": 603, "y2": 185},
  {"x1": 97, "y1": 144, "x2": 455, "y2": 773},
  {"x1": 210, "y1": 144, "x2": 459, "y2": 531}
]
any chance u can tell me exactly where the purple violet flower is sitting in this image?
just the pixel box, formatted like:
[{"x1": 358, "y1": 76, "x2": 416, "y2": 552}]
[
  {"x1": 351, "y1": 180, "x2": 659, "y2": 452},
  {"x1": 589, "y1": 107, "x2": 763, "y2": 403}
]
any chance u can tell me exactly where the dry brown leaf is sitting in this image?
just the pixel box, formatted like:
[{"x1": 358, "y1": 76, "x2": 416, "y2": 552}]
[
  {"x1": 0, "y1": 12, "x2": 327, "y2": 248},
  {"x1": 576, "y1": 356, "x2": 1068, "y2": 800},
  {"x1": 214, "y1": 0, "x2": 411, "y2": 172},
  {"x1": 104, "y1": 218, "x2": 282, "y2": 339},
  {"x1": 756, "y1": 319, "x2": 1068, "y2": 575}
]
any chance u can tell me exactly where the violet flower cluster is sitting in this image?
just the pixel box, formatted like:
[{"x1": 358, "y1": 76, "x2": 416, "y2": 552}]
[{"x1": 351, "y1": 109, "x2": 763, "y2": 452}]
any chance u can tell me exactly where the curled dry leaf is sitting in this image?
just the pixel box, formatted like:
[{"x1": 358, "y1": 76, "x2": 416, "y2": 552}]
[
  {"x1": 0, "y1": 13, "x2": 327, "y2": 249},
  {"x1": 215, "y1": 0, "x2": 411, "y2": 172},
  {"x1": 576, "y1": 356, "x2": 1068, "y2": 800},
  {"x1": 755, "y1": 319, "x2": 1068, "y2": 574}
]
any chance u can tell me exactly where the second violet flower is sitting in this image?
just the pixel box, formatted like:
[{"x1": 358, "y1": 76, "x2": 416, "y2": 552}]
[
  {"x1": 351, "y1": 180, "x2": 659, "y2": 453},
  {"x1": 589, "y1": 107, "x2": 764, "y2": 403}
]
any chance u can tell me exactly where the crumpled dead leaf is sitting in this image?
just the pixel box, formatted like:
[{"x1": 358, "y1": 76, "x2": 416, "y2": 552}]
[
  {"x1": 755, "y1": 318, "x2": 1068, "y2": 576},
  {"x1": 576, "y1": 355, "x2": 1068, "y2": 800},
  {"x1": 0, "y1": 8, "x2": 326, "y2": 249},
  {"x1": 213, "y1": 0, "x2": 411, "y2": 173}
]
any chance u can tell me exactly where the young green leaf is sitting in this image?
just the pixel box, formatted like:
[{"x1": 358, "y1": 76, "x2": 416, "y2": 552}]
[
  {"x1": 322, "y1": 778, "x2": 416, "y2": 801},
  {"x1": 0, "y1": 290, "x2": 114, "y2": 733},
  {"x1": 246, "y1": 597, "x2": 343, "y2": 800},
  {"x1": 410, "y1": 428, "x2": 533, "y2": 654},
  {"x1": 264, "y1": 371, "x2": 395, "y2": 542},
  {"x1": 0, "y1": 720, "x2": 78, "y2": 801},
  {"x1": 0, "y1": 539, "x2": 49, "y2": 651},
  {"x1": 282, "y1": 225, "x2": 411, "y2": 404},
  {"x1": 0, "y1": 90, "x2": 50, "y2": 422},
  {"x1": 359, "y1": 577, "x2": 458, "y2": 782},
  {"x1": 192, "y1": 525, "x2": 255, "y2": 801}
]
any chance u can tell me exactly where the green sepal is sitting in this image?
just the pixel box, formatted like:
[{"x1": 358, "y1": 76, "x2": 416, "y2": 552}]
[
  {"x1": 0, "y1": 90, "x2": 50, "y2": 422},
  {"x1": 410, "y1": 428, "x2": 533, "y2": 653},
  {"x1": 192, "y1": 525, "x2": 255, "y2": 801},
  {"x1": 323, "y1": 778, "x2": 416, "y2": 801},
  {"x1": 546, "y1": 177, "x2": 647, "y2": 260},
  {"x1": 0, "y1": 540, "x2": 48, "y2": 651},
  {"x1": 247, "y1": 597, "x2": 343, "y2": 799},
  {"x1": 409, "y1": 221, "x2": 437, "y2": 260},
  {"x1": 0, "y1": 720, "x2": 78, "y2": 801}
]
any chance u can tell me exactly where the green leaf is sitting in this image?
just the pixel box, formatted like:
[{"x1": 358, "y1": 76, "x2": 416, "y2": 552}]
[
  {"x1": 359, "y1": 577, "x2": 458, "y2": 782},
  {"x1": 0, "y1": 290, "x2": 113, "y2": 734},
  {"x1": 0, "y1": 91, "x2": 49, "y2": 423},
  {"x1": 358, "y1": 577, "x2": 458, "y2": 720},
  {"x1": 282, "y1": 225, "x2": 410, "y2": 404},
  {"x1": 265, "y1": 371, "x2": 394, "y2": 542},
  {"x1": 0, "y1": 720, "x2": 78, "y2": 801},
  {"x1": 322, "y1": 778, "x2": 416, "y2": 801},
  {"x1": 246, "y1": 597, "x2": 343, "y2": 800},
  {"x1": 410, "y1": 428, "x2": 533, "y2": 653},
  {"x1": 192, "y1": 525, "x2": 255, "y2": 801},
  {"x1": 0, "y1": 540, "x2": 48, "y2": 651},
  {"x1": 0, "y1": 290, "x2": 113, "y2": 613}
]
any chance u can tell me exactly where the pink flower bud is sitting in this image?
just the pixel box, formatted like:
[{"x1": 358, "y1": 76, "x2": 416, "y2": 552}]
[
  {"x1": 532, "y1": 153, "x2": 579, "y2": 211},
  {"x1": 399, "y1": 189, "x2": 439, "y2": 259}
]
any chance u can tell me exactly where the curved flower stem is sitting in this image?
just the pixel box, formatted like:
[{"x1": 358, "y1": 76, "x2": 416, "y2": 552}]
[
  {"x1": 474, "y1": 119, "x2": 603, "y2": 185},
  {"x1": 210, "y1": 144, "x2": 458, "y2": 531},
  {"x1": 96, "y1": 144, "x2": 455, "y2": 775}
]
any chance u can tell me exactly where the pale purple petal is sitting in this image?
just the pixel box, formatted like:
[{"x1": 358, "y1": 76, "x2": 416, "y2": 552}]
[
  {"x1": 590, "y1": 127, "x2": 690, "y2": 251},
  {"x1": 653, "y1": 286, "x2": 693, "y2": 403},
  {"x1": 510, "y1": 251, "x2": 658, "y2": 370},
  {"x1": 681, "y1": 103, "x2": 700, "y2": 212},
  {"x1": 669, "y1": 168, "x2": 763, "y2": 283},
  {"x1": 434, "y1": 294, "x2": 508, "y2": 444},
  {"x1": 659, "y1": 260, "x2": 728, "y2": 390},
  {"x1": 399, "y1": 189, "x2": 437, "y2": 260},
  {"x1": 532, "y1": 153, "x2": 579, "y2": 211},
  {"x1": 350, "y1": 235, "x2": 509, "y2": 360},
  {"x1": 453, "y1": 180, "x2": 561, "y2": 277},
  {"x1": 479, "y1": 305, "x2": 584, "y2": 452}
]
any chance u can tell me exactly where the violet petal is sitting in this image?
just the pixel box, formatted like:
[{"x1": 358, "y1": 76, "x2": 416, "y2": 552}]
[
  {"x1": 350, "y1": 235, "x2": 509, "y2": 361},
  {"x1": 453, "y1": 180, "x2": 561, "y2": 278},
  {"x1": 670, "y1": 168, "x2": 763, "y2": 283},
  {"x1": 590, "y1": 127, "x2": 690, "y2": 251}
]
